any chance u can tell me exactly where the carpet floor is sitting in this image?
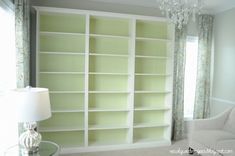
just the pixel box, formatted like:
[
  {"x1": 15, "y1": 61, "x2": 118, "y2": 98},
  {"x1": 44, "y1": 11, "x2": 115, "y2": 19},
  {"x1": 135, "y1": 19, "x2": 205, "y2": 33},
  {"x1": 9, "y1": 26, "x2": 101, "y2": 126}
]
[{"x1": 62, "y1": 140, "x2": 198, "y2": 156}]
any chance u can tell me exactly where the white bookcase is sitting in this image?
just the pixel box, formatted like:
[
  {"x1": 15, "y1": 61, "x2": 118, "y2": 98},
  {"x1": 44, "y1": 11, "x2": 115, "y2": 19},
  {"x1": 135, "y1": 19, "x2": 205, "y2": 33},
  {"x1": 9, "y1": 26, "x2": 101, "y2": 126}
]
[{"x1": 35, "y1": 6, "x2": 174, "y2": 154}]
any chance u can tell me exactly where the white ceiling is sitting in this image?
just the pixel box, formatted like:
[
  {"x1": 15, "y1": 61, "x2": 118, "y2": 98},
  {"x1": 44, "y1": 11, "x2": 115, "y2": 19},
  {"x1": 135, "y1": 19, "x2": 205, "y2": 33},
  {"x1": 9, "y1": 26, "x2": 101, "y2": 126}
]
[{"x1": 87, "y1": 0, "x2": 235, "y2": 14}]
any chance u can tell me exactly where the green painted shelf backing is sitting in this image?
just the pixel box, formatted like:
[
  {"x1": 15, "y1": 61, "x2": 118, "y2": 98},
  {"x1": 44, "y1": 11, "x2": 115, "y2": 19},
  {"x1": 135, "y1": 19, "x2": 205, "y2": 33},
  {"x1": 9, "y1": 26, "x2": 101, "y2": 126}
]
[
  {"x1": 40, "y1": 34, "x2": 85, "y2": 52},
  {"x1": 135, "y1": 76, "x2": 166, "y2": 91},
  {"x1": 89, "y1": 75, "x2": 128, "y2": 91},
  {"x1": 40, "y1": 112, "x2": 84, "y2": 129},
  {"x1": 50, "y1": 93, "x2": 84, "y2": 111},
  {"x1": 89, "y1": 37, "x2": 129, "y2": 54},
  {"x1": 135, "y1": 40, "x2": 167, "y2": 56},
  {"x1": 89, "y1": 56, "x2": 128, "y2": 73},
  {"x1": 89, "y1": 129, "x2": 128, "y2": 145},
  {"x1": 90, "y1": 16, "x2": 130, "y2": 36},
  {"x1": 40, "y1": 13, "x2": 86, "y2": 33},
  {"x1": 135, "y1": 58, "x2": 166, "y2": 74},
  {"x1": 39, "y1": 74, "x2": 84, "y2": 91},
  {"x1": 136, "y1": 20, "x2": 168, "y2": 39},
  {"x1": 40, "y1": 54, "x2": 85, "y2": 72},
  {"x1": 134, "y1": 94, "x2": 166, "y2": 108},
  {"x1": 134, "y1": 127, "x2": 165, "y2": 142},
  {"x1": 41, "y1": 131, "x2": 84, "y2": 148},
  {"x1": 89, "y1": 112, "x2": 128, "y2": 127},
  {"x1": 134, "y1": 111, "x2": 165, "y2": 124},
  {"x1": 89, "y1": 93, "x2": 128, "y2": 109}
]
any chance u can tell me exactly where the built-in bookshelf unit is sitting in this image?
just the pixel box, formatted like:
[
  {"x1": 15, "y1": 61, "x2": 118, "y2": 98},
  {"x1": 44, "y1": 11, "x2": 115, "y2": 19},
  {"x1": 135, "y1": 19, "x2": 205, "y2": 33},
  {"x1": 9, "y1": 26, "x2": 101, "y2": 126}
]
[{"x1": 35, "y1": 6, "x2": 174, "y2": 154}]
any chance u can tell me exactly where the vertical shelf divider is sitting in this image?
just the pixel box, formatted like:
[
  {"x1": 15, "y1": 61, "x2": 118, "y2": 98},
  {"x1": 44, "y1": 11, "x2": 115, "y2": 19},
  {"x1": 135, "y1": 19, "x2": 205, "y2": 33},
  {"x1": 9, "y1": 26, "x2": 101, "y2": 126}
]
[
  {"x1": 84, "y1": 14, "x2": 90, "y2": 147},
  {"x1": 127, "y1": 19, "x2": 136, "y2": 144}
]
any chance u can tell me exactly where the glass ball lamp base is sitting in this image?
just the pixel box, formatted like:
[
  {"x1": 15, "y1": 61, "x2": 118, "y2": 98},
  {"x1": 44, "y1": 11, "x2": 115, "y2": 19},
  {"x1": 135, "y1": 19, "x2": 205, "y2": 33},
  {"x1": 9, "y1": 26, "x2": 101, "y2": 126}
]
[{"x1": 19, "y1": 122, "x2": 41, "y2": 154}]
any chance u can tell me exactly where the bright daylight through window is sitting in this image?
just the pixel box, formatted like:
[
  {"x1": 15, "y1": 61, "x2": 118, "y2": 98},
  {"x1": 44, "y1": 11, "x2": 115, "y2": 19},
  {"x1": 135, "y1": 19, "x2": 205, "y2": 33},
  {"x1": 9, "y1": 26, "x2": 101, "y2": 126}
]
[
  {"x1": 184, "y1": 36, "x2": 198, "y2": 119},
  {"x1": 0, "y1": 1, "x2": 18, "y2": 155},
  {"x1": 0, "y1": 1, "x2": 16, "y2": 95}
]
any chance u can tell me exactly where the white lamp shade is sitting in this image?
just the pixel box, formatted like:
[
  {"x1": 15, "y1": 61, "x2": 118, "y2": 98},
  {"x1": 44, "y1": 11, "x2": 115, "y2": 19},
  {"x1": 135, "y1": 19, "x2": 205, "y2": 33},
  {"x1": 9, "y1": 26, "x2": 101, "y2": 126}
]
[{"x1": 13, "y1": 87, "x2": 51, "y2": 122}]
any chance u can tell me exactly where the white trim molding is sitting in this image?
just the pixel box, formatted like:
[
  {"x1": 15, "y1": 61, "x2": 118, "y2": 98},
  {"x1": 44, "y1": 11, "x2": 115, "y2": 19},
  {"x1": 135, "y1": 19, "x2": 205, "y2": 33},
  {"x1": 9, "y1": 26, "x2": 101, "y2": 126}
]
[
  {"x1": 210, "y1": 97, "x2": 235, "y2": 116},
  {"x1": 211, "y1": 97, "x2": 235, "y2": 105}
]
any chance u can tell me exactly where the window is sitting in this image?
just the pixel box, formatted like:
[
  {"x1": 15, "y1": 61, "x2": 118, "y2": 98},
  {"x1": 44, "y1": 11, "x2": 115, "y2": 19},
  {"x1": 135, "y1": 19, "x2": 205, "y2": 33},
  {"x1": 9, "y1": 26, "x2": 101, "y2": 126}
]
[
  {"x1": 0, "y1": 0, "x2": 18, "y2": 154},
  {"x1": 184, "y1": 36, "x2": 198, "y2": 119},
  {"x1": 0, "y1": 0, "x2": 16, "y2": 94}
]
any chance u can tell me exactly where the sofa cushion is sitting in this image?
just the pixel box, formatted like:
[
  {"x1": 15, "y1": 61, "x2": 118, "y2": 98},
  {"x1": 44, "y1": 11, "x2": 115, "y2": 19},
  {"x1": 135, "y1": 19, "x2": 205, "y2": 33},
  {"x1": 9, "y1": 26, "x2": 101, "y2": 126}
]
[
  {"x1": 192, "y1": 130, "x2": 235, "y2": 151},
  {"x1": 224, "y1": 108, "x2": 235, "y2": 134}
]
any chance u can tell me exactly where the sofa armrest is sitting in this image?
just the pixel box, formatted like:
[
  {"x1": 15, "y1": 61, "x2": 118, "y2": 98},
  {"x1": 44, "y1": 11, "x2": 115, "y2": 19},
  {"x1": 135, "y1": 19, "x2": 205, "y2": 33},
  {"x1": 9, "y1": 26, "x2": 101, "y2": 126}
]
[{"x1": 190, "y1": 108, "x2": 232, "y2": 132}]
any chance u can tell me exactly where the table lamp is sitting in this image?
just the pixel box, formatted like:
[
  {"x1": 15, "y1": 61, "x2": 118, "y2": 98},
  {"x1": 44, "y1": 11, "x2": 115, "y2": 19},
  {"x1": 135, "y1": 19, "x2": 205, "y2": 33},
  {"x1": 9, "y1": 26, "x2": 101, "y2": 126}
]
[{"x1": 13, "y1": 86, "x2": 51, "y2": 154}]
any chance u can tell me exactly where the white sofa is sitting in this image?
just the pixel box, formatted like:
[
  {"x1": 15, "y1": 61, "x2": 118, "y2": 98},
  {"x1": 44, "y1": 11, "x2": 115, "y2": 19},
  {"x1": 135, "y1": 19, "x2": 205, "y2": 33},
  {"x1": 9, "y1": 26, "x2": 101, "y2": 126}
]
[{"x1": 189, "y1": 107, "x2": 235, "y2": 156}]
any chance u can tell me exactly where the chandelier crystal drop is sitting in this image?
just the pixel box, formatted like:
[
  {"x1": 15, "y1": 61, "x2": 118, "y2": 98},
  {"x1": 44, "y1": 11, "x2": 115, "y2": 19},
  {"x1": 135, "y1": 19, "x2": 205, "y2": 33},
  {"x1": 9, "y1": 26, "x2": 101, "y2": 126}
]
[{"x1": 158, "y1": 0, "x2": 203, "y2": 29}]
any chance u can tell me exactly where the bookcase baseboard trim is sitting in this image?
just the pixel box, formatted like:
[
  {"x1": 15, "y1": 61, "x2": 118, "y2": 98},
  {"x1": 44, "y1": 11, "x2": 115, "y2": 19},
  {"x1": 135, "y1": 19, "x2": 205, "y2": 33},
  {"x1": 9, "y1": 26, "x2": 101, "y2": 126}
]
[{"x1": 60, "y1": 140, "x2": 171, "y2": 154}]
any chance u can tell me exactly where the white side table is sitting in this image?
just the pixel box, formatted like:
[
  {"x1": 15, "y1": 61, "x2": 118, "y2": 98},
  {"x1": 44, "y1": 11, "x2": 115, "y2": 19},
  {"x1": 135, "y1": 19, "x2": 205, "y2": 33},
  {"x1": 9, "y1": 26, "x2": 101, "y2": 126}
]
[{"x1": 4, "y1": 141, "x2": 60, "y2": 156}]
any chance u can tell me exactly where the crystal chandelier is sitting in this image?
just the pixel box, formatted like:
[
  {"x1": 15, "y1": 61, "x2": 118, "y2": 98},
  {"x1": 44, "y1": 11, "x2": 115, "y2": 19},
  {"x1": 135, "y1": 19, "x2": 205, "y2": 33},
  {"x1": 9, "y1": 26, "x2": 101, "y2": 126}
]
[{"x1": 158, "y1": 0, "x2": 203, "y2": 29}]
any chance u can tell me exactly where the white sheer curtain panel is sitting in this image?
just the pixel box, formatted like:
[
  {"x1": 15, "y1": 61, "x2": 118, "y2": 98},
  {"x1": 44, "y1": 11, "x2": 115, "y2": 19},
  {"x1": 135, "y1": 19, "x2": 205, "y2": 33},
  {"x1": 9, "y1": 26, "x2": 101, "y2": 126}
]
[{"x1": 0, "y1": 0, "x2": 18, "y2": 155}]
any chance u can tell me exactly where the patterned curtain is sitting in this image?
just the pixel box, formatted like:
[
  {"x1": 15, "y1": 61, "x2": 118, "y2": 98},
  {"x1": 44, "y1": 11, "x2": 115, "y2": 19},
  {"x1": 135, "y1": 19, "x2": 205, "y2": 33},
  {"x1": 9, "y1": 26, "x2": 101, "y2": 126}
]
[
  {"x1": 15, "y1": 0, "x2": 30, "y2": 134},
  {"x1": 193, "y1": 15, "x2": 214, "y2": 119},
  {"x1": 172, "y1": 26, "x2": 187, "y2": 141},
  {"x1": 15, "y1": 0, "x2": 30, "y2": 88}
]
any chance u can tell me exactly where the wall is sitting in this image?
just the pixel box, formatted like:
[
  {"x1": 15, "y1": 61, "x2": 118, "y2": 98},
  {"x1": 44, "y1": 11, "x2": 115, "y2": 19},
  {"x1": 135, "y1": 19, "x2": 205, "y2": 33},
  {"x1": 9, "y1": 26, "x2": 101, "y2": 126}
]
[{"x1": 211, "y1": 8, "x2": 235, "y2": 116}]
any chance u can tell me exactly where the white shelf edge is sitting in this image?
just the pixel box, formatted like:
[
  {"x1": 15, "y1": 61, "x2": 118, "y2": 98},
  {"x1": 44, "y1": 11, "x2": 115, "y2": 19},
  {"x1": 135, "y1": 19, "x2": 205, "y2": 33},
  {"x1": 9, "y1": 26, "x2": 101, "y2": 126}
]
[
  {"x1": 40, "y1": 31, "x2": 85, "y2": 36},
  {"x1": 52, "y1": 110, "x2": 85, "y2": 113},
  {"x1": 89, "y1": 53, "x2": 129, "y2": 58},
  {"x1": 88, "y1": 109, "x2": 129, "y2": 112},
  {"x1": 89, "y1": 91, "x2": 130, "y2": 94},
  {"x1": 89, "y1": 72, "x2": 129, "y2": 76},
  {"x1": 136, "y1": 37, "x2": 170, "y2": 42},
  {"x1": 135, "y1": 55, "x2": 170, "y2": 59},
  {"x1": 39, "y1": 127, "x2": 84, "y2": 132},
  {"x1": 135, "y1": 73, "x2": 171, "y2": 76},
  {"x1": 134, "y1": 107, "x2": 171, "y2": 111},
  {"x1": 133, "y1": 123, "x2": 170, "y2": 128},
  {"x1": 134, "y1": 91, "x2": 171, "y2": 94},
  {"x1": 40, "y1": 51, "x2": 85, "y2": 55},
  {"x1": 90, "y1": 33, "x2": 130, "y2": 39},
  {"x1": 40, "y1": 72, "x2": 85, "y2": 74},
  {"x1": 49, "y1": 91, "x2": 85, "y2": 94},
  {"x1": 88, "y1": 125, "x2": 129, "y2": 130}
]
